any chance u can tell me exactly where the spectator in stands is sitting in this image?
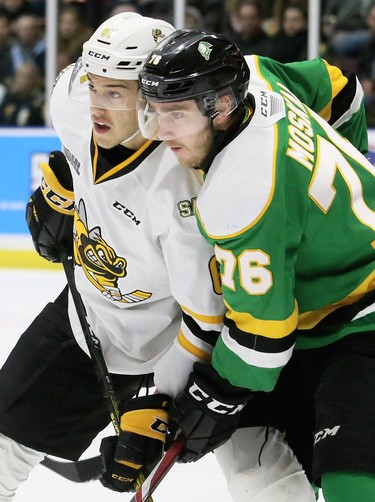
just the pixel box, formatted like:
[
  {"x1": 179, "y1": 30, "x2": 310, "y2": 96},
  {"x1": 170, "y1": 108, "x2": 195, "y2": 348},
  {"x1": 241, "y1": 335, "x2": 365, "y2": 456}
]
[
  {"x1": 60, "y1": 0, "x2": 111, "y2": 28},
  {"x1": 0, "y1": 0, "x2": 41, "y2": 24},
  {"x1": 322, "y1": 0, "x2": 372, "y2": 58},
  {"x1": 186, "y1": 0, "x2": 225, "y2": 32},
  {"x1": 0, "y1": 61, "x2": 44, "y2": 126},
  {"x1": 108, "y1": 0, "x2": 142, "y2": 16},
  {"x1": 57, "y1": 3, "x2": 93, "y2": 71},
  {"x1": 138, "y1": 0, "x2": 172, "y2": 23},
  {"x1": 269, "y1": 2, "x2": 307, "y2": 62},
  {"x1": 9, "y1": 13, "x2": 45, "y2": 74},
  {"x1": 0, "y1": 12, "x2": 15, "y2": 86},
  {"x1": 224, "y1": 0, "x2": 272, "y2": 56},
  {"x1": 185, "y1": 5, "x2": 204, "y2": 29},
  {"x1": 357, "y1": 1, "x2": 375, "y2": 124}
]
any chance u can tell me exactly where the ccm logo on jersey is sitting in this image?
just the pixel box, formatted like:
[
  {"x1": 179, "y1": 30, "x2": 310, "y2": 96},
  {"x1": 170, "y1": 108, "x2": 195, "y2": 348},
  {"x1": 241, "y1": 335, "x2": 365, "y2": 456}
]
[
  {"x1": 189, "y1": 382, "x2": 246, "y2": 415},
  {"x1": 88, "y1": 50, "x2": 110, "y2": 60},
  {"x1": 113, "y1": 200, "x2": 141, "y2": 225},
  {"x1": 260, "y1": 90, "x2": 268, "y2": 117}
]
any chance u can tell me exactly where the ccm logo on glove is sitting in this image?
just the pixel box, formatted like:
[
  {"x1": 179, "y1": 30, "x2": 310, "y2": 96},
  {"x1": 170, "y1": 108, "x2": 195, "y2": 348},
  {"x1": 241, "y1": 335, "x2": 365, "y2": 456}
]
[
  {"x1": 150, "y1": 417, "x2": 168, "y2": 434},
  {"x1": 188, "y1": 382, "x2": 247, "y2": 415}
]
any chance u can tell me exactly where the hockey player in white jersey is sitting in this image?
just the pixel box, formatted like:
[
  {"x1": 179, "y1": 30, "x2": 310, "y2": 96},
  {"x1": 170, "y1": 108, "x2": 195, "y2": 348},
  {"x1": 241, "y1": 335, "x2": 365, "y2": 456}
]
[{"x1": 0, "y1": 13, "x2": 314, "y2": 502}]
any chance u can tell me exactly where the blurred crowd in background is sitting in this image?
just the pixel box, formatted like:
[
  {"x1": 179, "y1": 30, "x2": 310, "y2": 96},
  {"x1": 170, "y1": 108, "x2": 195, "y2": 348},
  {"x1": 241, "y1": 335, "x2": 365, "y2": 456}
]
[{"x1": 1, "y1": 0, "x2": 375, "y2": 127}]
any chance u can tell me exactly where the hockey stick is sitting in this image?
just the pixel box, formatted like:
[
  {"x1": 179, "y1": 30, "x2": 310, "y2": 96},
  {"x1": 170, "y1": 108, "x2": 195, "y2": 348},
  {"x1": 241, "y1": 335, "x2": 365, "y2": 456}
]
[
  {"x1": 41, "y1": 252, "x2": 179, "y2": 498},
  {"x1": 60, "y1": 250, "x2": 121, "y2": 434},
  {"x1": 130, "y1": 434, "x2": 185, "y2": 502},
  {"x1": 41, "y1": 455, "x2": 104, "y2": 483},
  {"x1": 40, "y1": 435, "x2": 184, "y2": 486},
  {"x1": 41, "y1": 249, "x2": 121, "y2": 481}
]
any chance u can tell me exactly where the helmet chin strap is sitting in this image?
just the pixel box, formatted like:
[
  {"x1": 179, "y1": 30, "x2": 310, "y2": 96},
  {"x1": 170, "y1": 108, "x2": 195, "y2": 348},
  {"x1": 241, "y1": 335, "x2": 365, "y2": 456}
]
[
  {"x1": 197, "y1": 104, "x2": 246, "y2": 172},
  {"x1": 120, "y1": 128, "x2": 141, "y2": 146}
]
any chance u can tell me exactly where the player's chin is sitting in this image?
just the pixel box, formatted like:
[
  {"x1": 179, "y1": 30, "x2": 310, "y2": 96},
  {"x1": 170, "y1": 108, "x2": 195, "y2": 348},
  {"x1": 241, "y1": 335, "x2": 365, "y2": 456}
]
[{"x1": 93, "y1": 133, "x2": 117, "y2": 149}]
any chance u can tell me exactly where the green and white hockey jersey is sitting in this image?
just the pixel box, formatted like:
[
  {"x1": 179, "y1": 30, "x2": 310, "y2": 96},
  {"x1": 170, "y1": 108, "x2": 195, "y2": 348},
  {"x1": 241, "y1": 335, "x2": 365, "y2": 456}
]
[{"x1": 196, "y1": 55, "x2": 375, "y2": 392}]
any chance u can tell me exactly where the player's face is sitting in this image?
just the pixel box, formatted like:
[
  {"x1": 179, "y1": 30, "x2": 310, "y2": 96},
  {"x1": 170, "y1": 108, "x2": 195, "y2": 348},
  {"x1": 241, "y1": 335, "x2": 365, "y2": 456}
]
[
  {"x1": 88, "y1": 74, "x2": 143, "y2": 150},
  {"x1": 140, "y1": 100, "x2": 214, "y2": 169},
  {"x1": 164, "y1": 125, "x2": 213, "y2": 169}
]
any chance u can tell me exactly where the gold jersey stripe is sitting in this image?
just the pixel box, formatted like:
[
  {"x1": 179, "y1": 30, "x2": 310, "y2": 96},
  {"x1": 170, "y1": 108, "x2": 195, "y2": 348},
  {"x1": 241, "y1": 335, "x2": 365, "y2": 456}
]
[
  {"x1": 225, "y1": 299, "x2": 298, "y2": 338},
  {"x1": 177, "y1": 331, "x2": 212, "y2": 361},
  {"x1": 180, "y1": 304, "x2": 224, "y2": 324},
  {"x1": 298, "y1": 269, "x2": 375, "y2": 329},
  {"x1": 319, "y1": 60, "x2": 348, "y2": 122}
]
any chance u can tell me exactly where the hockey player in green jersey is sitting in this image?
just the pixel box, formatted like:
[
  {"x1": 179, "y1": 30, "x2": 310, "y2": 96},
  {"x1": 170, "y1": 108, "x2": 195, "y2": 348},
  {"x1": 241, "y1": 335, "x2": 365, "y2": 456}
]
[
  {"x1": 0, "y1": 14, "x2": 319, "y2": 502},
  {"x1": 139, "y1": 29, "x2": 375, "y2": 502}
]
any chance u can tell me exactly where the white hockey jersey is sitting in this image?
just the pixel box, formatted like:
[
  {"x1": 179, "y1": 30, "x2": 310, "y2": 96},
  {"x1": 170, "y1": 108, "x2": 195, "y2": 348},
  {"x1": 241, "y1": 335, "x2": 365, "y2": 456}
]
[{"x1": 49, "y1": 66, "x2": 224, "y2": 396}]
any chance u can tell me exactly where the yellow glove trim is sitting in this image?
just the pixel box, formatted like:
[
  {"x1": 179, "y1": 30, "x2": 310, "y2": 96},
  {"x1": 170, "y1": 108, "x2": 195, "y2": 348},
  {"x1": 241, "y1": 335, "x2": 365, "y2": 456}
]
[
  {"x1": 40, "y1": 162, "x2": 75, "y2": 215},
  {"x1": 121, "y1": 408, "x2": 168, "y2": 443},
  {"x1": 115, "y1": 459, "x2": 142, "y2": 469}
]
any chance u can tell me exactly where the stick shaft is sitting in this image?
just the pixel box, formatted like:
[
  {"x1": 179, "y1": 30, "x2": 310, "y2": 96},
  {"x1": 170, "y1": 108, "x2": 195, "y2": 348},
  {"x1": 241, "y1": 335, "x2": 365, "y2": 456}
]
[
  {"x1": 131, "y1": 435, "x2": 185, "y2": 502},
  {"x1": 61, "y1": 251, "x2": 120, "y2": 434}
]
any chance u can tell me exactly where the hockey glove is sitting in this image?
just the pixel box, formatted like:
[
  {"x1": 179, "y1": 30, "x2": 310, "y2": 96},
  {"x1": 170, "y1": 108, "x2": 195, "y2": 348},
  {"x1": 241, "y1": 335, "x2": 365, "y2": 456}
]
[
  {"x1": 26, "y1": 151, "x2": 74, "y2": 262},
  {"x1": 168, "y1": 362, "x2": 253, "y2": 463},
  {"x1": 100, "y1": 394, "x2": 170, "y2": 493}
]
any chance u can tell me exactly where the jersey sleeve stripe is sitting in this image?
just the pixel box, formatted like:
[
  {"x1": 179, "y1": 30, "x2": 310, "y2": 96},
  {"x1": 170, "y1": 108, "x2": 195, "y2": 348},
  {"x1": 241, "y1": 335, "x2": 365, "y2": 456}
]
[
  {"x1": 319, "y1": 60, "x2": 348, "y2": 122},
  {"x1": 330, "y1": 76, "x2": 364, "y2": 129},
  {"x1": 177, "y1": 331, "x2": 212, "y2": 361},
  {"x1": 220, "y1": 325, "x2": 294, "y2": 369},
  {"x1": 181, "y1": 304, "x2": 224, "y2": 324},
  {"x1": 212, "y1": 337, "x2": 285, "y2": 391},
  {"x1": 224, "y1": 317, "x2": 296, "y2": 353},
  {"x1": 225, "y1": 300, "x2": 298, "y2": 338},
  {"x1": 182, "y1": 311, "x2": 221, "y2": 347},
  {"x1": 298, "y1": 270, "x2": 375, "y2": 329}
]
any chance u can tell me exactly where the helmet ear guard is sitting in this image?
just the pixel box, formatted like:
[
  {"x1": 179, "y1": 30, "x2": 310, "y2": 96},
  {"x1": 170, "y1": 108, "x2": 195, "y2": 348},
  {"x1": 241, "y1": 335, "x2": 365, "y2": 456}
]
[{"x1": 199, "y1": 88, "x2": 239, "y2": 119}]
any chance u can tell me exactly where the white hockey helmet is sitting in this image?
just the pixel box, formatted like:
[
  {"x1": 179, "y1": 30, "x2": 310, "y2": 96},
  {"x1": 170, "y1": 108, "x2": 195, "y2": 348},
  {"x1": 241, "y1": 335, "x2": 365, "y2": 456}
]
[{"x1": 81, "y1": 12, "x2": 175, "y2": 80}]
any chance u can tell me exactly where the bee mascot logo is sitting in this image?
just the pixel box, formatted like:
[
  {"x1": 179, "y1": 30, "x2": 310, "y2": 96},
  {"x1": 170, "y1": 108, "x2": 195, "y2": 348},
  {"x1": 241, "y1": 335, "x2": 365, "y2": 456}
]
[{"x1": 73, "y1": 200, "x2": 152, "y2": 303}]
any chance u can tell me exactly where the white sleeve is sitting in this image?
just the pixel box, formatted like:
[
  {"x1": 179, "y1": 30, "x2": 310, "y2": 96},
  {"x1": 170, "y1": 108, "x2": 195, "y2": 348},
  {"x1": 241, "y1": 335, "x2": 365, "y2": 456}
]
[
  {"x1": 49, "y1": 65, "x2": 92, "y2": 147},
  {"x1": 153, "y1": 340, "x2": 201, "y2": 398},
  {"x1": 153, "y1": 188, "x2": 224, "y2": 396}
]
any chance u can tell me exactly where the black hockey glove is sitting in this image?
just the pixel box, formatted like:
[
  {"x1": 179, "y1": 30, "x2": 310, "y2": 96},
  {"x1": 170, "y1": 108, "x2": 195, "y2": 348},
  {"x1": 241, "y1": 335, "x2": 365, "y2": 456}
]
[
  {"x1": 26, "y1": 151, "x2": 74, "y2": 263},
  {"x1": 168, "y1": 362, "x2": 253, "y2": 463},
  {"x1": 100, "y1": 394, "x2": 171, "y2": 493}
]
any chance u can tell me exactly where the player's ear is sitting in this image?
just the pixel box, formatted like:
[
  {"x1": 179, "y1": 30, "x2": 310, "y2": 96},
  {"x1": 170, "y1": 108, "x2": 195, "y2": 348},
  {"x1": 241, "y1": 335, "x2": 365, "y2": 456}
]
[
  {"x1": 217, "y1": 94, "x2": 233, "y2": 115},
  {"x1": 213, "y1": 95, "x2": 233, "y2": 130}
]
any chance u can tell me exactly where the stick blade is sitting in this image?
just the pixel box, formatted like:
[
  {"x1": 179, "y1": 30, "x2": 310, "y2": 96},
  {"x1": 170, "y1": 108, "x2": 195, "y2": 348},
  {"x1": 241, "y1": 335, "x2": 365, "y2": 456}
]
[{"x1": 41, "y1": 455, "x2": 104, "y2": 483}]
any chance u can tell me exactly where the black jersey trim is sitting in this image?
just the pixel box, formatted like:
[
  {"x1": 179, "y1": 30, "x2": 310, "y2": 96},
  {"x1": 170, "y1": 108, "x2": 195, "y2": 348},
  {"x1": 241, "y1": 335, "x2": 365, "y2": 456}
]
[
  {"x1": 90, "y1": 134, "x2": 161, "y2": 184},
  {"x1": 182, "y1": 312, "x2": 220, "y2": 347},
  {"x1": 224, "y1": 316, "x2": 296, "y2": 353},
  {"x1": 329, "y1": 72, "x2": 357, "y2": 126}
]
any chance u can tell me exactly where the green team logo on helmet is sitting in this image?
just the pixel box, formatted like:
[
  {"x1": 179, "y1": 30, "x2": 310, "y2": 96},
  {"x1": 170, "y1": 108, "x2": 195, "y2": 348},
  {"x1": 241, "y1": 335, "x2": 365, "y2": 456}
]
[{"x1": 198, "y1": 41, "x2": 213, "y2": 61}]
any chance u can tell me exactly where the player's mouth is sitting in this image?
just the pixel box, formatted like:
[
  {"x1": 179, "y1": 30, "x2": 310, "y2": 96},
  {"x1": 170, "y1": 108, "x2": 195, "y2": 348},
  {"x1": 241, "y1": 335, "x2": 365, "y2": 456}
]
[
  {"x1": 93, "y1": 121, "x2": 111, "y2": 134},
  {"x1": 166, "y1": 142, "x2": 183, "y2": 154}
]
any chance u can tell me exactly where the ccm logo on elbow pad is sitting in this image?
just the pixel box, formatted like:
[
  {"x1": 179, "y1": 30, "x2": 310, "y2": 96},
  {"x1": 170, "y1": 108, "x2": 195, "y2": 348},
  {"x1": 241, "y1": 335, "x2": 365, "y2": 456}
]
[{"x1": 188, "y1": 382, "x2": 246, "y2": 415}]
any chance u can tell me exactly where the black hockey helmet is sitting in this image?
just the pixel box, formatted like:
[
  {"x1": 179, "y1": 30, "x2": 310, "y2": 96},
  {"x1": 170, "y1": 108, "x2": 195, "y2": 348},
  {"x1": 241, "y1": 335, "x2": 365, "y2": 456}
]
[{"x1": 138, "y1": 29, "x2": 250, "y2": 117}]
